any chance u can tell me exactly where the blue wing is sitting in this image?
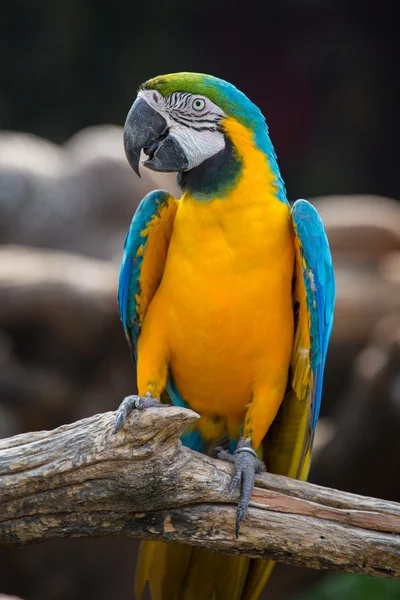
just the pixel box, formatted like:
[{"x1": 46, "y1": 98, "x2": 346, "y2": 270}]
[
  {"x1": 118, "y1": 189, "x2": 177, "y2": 360},
  {"x1": 265, "y1": 198, "x2": 335, "y2": 482},
  {"x1": 118, "y1": 188, "x2": 205, "y2": 451},
  {"x1": 291, "y1": 198, "x2": 336, "y2": 431}
]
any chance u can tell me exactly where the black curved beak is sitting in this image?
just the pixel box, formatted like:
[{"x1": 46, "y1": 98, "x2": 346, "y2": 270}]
[{"x1": 123, "y1": 97, "x2": 188, "y2": 176}]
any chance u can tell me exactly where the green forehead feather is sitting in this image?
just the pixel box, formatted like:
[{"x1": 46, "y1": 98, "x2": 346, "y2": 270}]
[{"x1": 144, "y1": 73, "x2": 212, "y2": 97}]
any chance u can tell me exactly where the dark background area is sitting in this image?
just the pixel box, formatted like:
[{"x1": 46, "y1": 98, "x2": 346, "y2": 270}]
[
  {"x1": 1, "y1": 1, "x2": 399, "y2": 200},
  {"x1": 1, "y1": 1, "x2": 400, "y2": 599}
]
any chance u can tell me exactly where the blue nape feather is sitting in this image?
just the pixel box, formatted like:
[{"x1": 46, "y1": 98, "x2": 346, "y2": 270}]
[{"x1": 210, "y1": 76, "x2": 288, "y2": 205}]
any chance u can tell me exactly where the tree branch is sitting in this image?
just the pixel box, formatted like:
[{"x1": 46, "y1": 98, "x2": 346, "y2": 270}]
[{"x1": 0, "y1": 407, "x2": 399, "y2": 578}]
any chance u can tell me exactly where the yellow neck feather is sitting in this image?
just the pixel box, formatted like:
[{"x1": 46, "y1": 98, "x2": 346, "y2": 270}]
[{"x1": 182, "y1": 117, "x2": 282, "y2": 209}]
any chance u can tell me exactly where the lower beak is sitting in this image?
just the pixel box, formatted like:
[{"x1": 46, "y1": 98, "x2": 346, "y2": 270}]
[{"x1": 123, "y1": 97, "x2": 188, "y2": 176}]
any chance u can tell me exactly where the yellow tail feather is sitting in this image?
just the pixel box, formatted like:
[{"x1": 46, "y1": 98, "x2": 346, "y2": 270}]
[
  {"x1": 136, "y1": 541, "x2": 256, "y2": 600},
  {"x1": 136, "y1": 541, "x2": 157, "y2": 599},
  {"x1": 242, "y1": 560, "x2": 276, "y2": 600}
]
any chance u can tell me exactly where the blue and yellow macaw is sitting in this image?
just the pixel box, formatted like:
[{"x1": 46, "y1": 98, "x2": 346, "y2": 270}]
[{"x1": 115, "y1": 72, "x2": 335, "y2": 600}]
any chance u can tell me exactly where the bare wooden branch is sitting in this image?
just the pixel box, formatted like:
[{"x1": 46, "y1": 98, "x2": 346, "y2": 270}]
[{"x1": 0, "y1": 407, "x2": 399, "y2": 579}]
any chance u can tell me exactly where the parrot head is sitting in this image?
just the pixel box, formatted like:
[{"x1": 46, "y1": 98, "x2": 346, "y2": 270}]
[{"x1": 124, "y1": 72, "x2": 285, "y2": 201}]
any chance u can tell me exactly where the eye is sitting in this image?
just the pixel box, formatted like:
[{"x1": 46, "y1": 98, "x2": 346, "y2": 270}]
[{"x1": 192, "y1": 97, "x2": 206, "y2": 112}]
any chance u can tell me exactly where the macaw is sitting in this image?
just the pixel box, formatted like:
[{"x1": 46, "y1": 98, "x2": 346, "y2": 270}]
[{"x1": 115, "y1": 72, "x2": 335, "y2": 600}]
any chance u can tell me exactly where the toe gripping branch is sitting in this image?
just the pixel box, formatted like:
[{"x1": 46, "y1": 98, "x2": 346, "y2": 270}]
[
  {"x1": 114, "y1": 392, "x2": 165, "y2": 434},
  {"x1": 215, "y1": 441, "x2": 266, "y2": 538}
]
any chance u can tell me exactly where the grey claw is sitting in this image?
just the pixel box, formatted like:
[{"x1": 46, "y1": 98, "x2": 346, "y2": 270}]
[
  {"x1": 114, "y1": 412, "x2": 125, "y2": 434},
  {"x1": 213, "y1": 446, "x2": 235, "y2": 463},
  {"x1": 114, "y1": 393, "x2": 161, "y2": 434},
  {"x1": 212, "y1": 445, "x2": 223, "y2": 458},
  {"x1": 236, "y1": 507, "x2": 245, "y2": 539}
]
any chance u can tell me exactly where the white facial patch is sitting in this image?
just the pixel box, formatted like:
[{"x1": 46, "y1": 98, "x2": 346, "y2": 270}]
[
  {"x1": 168, "y1": 127, "x2": 225, "y2": 169},
  {"x1": 138, "y1": 89, "x2": 227, "y2": 170}
]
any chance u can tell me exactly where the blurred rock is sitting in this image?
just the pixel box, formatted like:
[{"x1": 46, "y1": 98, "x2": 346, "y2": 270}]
[
  {"x1": 380, "y1": 251, "x2": 400, "y2": 284},
  {"x1": 311, "y1": 312, "x2": 400, "y2": 501},
  {"x1": 0, "y1": 245, "x2": 133, "y2": 435},
  {"x1": 311, "y1": 194, "x2": 400, "y2": 414},
  {"x1": 332, "y1": 263, "x2": 400, "y2": 344},
  {"x1": 312, "y1": 417, "x2": 336, "y2": 458},
  {"x1": 313, "y1": 194, "x2": 400, "y2": 264},
  {"x1": 0, "y1": 128, "x2": 179, "y2": 260}
]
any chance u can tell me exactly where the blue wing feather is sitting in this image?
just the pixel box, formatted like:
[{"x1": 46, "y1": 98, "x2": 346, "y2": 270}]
[
  {"x1": 118, "y1": 190, "x2": 171, "y2": 355},
  {"x1": 119, "y1": 233, "x2": 134, "y2": 348},
  {"x1": 291, "y1": 199, "x2": 335, "y2": 430}
]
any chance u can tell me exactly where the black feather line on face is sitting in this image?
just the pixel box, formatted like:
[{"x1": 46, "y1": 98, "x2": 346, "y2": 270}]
[
  {"x1": 167, "y1": 92, "x2": 191, "y2": 109},
  {"x1": 172, "y1": 93, "x2": 191, "y2": 110},
  {"x1": 168, "y1": 113, "x2": 219, "y2": 126},
  {"x1": 167, "y1": 113, "x2": 218, "y2": 131}
]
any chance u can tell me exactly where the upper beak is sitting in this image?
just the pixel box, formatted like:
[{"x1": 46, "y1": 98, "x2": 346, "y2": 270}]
[{"x1": 123, "y1": 97, "x2": 188, "y2": 176}]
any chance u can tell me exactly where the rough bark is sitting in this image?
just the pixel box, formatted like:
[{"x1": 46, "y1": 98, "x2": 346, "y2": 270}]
[{"x1": 0, "y1": 407, "x2": 399, "y2": 578}]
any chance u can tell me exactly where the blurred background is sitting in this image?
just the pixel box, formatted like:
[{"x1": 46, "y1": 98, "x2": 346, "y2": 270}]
[{"x1": 1, "y1": 1, "x2": 400, "y2": 599}]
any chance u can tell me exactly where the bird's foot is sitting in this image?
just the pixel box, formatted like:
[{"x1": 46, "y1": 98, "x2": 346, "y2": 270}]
[
  {"x1": 214, "y1": 439, "x2": 266, "y2": 538},
  {"x1": 114, "y1": 392, "x2": 167, "y2": 434}
]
